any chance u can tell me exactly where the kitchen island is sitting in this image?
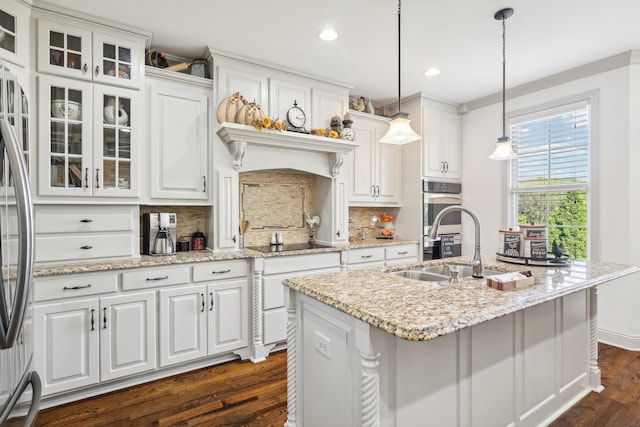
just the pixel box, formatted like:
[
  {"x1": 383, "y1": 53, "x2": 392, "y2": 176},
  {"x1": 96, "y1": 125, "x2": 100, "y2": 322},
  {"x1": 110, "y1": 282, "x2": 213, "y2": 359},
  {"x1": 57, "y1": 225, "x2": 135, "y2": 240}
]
[{"x1": 282, "y1": 256, "x2": 638, "y2": 427}]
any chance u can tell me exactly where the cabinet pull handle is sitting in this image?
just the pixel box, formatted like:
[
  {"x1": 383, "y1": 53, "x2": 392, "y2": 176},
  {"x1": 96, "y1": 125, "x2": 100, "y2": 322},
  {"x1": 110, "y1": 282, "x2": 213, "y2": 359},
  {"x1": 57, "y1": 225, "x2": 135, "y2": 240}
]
[
  {"x1": 95, "y1": 168, "x2": 100, "y2": 188},
  {"x1": 371, "y1": 185, "x2": 376, "y2": 197},
  {"x1": 445, "y1": 162, "x2": 449, "y2": 173},
  {"x1": 203, "y1": 176, "x2": 206, "y2": 192},
  {"x1": 209, "y1": 292, "x2": 214, "y2": 311},
  {"x1": 201, "y1": 293, "x2": 205, "y2": 313},
  {"x1": 212, "y1": 269, "x2": 231, "y2": 274},
  {"x1": 63, "y1": 284, "x2": 92, "y2": 290},
  {"x1": 397, "y1": 251, "x2": 408, "y2": 255},
  {"x1": 84, "y1": 168, "x2": 89, "y2": 188},
  {"x1": 95, "y1": 65, "x2": 100, "y2": 77},
  {"x1": 146, "y1": 276, "x2": 169, "y2": 281},
  {"x1": 376, "y1": 185, "x2": 381, "y2": 197},
  {"x1": 80, "y1": 245, "x2": 93, "y2": 250},
  {"x1": 80, "y1": 219, "x2": 93, "y2": 223},
  {"x1": 82, "y1": 63, "x2": 88, "y2": 74},
  {"x1": 103, "y1": 307, "x2": 107, "y2": 329},
  {"x1": 90, "y1": 309, "x2": 95, "y2": 331},
  {"x1": 361, "y1": 254, "x2": 373, "y2": 259}
]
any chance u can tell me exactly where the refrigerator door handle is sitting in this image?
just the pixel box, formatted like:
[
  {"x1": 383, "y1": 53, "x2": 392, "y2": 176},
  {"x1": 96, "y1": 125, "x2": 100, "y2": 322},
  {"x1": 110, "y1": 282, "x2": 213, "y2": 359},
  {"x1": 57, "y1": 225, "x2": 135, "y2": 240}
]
[
  {"x1": 0, "y1": 120, "x2": 35, "y2": 349},
  {"x1": 0, "y1": 369, "x2": 42, "y2": 426}
]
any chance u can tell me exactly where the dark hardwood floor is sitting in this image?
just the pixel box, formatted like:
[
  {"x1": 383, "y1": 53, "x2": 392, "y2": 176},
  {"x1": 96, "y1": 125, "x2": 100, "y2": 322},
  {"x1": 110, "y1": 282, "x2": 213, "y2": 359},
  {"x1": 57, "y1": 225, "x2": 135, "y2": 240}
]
[{"x1": 26, "y1": 343, "x2": 640, "y2": 426}]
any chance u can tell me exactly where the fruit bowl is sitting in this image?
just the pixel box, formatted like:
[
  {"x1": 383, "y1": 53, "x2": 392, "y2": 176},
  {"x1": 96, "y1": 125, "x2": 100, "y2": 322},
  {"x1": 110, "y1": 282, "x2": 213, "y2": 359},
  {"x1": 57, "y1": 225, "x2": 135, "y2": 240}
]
[{"x1": 377, "y1": 228, "x2": 395, "y2": 239}]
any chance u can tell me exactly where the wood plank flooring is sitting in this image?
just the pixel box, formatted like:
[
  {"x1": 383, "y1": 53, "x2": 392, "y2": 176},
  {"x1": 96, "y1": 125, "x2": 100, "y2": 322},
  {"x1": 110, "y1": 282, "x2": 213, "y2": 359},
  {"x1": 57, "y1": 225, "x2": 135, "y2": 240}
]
[{"x1": 26, "y1": 343, "x2": 640, "y2": 426}]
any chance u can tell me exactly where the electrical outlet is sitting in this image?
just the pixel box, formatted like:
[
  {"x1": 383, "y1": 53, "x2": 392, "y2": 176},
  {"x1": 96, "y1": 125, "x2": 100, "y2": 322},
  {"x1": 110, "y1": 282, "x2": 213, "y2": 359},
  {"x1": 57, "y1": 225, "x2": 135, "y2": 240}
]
[{"x1": 314, "y1": 330, "x2": 332, "y2": 359}]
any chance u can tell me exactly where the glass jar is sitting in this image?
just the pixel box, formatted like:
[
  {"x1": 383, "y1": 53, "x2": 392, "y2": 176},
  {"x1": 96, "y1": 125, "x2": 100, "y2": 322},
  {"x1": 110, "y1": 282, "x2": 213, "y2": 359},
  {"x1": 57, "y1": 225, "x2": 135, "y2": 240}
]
[{"x1": 191, "y1": 231, "x2": 206, "y2": 250}]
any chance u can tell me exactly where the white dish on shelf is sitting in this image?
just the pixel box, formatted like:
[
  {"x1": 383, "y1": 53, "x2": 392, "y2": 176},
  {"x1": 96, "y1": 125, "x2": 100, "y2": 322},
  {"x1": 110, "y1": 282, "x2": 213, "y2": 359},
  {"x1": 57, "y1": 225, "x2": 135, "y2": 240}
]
[{"x1": 51, "y1": 100, "x2": 81, "y2": 120}]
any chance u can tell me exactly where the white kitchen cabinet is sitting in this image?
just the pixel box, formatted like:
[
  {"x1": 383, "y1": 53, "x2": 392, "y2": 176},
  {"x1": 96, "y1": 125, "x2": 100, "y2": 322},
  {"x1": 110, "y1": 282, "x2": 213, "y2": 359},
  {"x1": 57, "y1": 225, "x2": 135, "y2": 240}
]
[
  {"x1": 311, "y1": 87, "x2": 349, "y2": 130},
  {"x1": 259, "y1": 253, "x2": 341, "y2": 347},
  {"x1": 215, "y1": 59, "x2": 268, "y2": 114},
  {"x1": 147, "y1": 69, "x2": 210, "y2": 202},
  {"x1": 36, "y1": 19, "x2": 144, "y2": 88},
  {"x1": 216, "y1": 170, "x2": 239, "y2": 250},
  {"x1": 384, "y1": 243, "x2": 419, "y2": 266},
  {"x1": 347, "y1": 111, "x2": 401, "y2": 205},
  {"x1": 37, "y1": 75, "x2": 139, "y2": 198},
  {"x1": 33, "y1": 281, "x2": 156, "y2": 396},
  {"x1": 269, "y1": 78, "x2": 311, "y2": 127},
  {"x1": 333, "y1": 178, "x2": 349, "y2": 243},
  {"x1": 0, "y1": 1, "x2": 30, "y2": 67},
  {"x1": 422, "y1": 107, "x2": 461, "y2": 179},
  {"x1": 159, "y1": 267, "x2": 248, "y2": 366}
]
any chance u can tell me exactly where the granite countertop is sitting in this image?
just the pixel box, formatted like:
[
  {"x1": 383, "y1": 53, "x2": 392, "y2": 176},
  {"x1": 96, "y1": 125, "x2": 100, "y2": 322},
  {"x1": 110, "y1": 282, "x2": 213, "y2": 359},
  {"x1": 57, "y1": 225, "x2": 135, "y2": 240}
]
[
  {"x1": 32, "y1": 239, "x2": 419, "y2": 277},
  {"x1": 283, "y1": 254, "x2": 639, "y2": 342}
]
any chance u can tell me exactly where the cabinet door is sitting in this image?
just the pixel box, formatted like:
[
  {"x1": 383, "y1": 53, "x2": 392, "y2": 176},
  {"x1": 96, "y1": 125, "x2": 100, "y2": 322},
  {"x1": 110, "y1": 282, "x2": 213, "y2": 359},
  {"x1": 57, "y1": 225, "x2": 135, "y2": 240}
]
[
  {"x1": 442, "y1": 112, "x2": 461, "y2": 179},
  {"x1": 99, "y1": 292, "x2": 156, "y2": 381},
  {"x1": 216, "y1": 63, "x2": 268, "y2": 114},
  {"x1": 37, "y1": 19, "x2": 92, "y2": 80},
  {"x1": 33, "y1": 299, "x2": 100, "y2": 395},
  {"x1": 216, "y1": 170, "x2": 239, "y2": 249},
  {"x1": 0, "y1": 2, "x2": 30, "y2": 66},
  {"x1": 269, "y1": 78, "x2": 311, "y2": 127},
  {"x1": 37, "y1": 75, "x2": 92, "y2": 196},
  {"x1": 376, "y1": 123, "x2": 401, "y2": 203},
  {"x1": 334, "y1": 178, "x2": 349, "y2": 243},
  {"x1": 93, "y1": 84, "x2": 139, "y2": 197},
  {"x1": 348, "y1": 121, "x2": 376, "y2": 203},
  {"x1": 158, "y1": 285, "x2": 207, "y2": 367},
  {"x1": 311, "y1": 88, "x2": 348, "y2": 130},
  {"x1": 149, "y1": 78, "x2": 209, "y2": 200},
  {"x1": 92, "y1": 32, "x2": 142, "y2": 88},
  {"x1": 207, "y1": 279, "x2": 248, "y2": 355}
]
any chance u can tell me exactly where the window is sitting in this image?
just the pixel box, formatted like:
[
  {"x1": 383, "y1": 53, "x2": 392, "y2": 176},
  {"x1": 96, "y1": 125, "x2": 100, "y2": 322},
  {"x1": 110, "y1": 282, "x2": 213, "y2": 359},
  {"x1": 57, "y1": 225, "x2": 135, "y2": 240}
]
[{"x1": 508, "y1": 99, "x2": 591, "y2": 260}]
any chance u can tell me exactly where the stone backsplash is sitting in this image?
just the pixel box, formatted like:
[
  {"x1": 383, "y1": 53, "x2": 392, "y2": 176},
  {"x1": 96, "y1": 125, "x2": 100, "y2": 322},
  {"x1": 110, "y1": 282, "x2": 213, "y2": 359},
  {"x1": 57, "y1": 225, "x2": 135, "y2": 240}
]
[
  {"x1": 240, "y1": 171, "x2": 318, "y2": 247},
  {"x1": 140, "y1": 205, "x2": 208, "y2": 247}
]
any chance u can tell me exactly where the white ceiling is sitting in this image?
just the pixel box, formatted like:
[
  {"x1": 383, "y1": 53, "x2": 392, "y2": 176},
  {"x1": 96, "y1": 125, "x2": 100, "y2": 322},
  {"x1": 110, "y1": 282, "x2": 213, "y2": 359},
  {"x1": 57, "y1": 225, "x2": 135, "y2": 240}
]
[{"x1": 36, "y1": 0, "x2": 640, "y2": 106}]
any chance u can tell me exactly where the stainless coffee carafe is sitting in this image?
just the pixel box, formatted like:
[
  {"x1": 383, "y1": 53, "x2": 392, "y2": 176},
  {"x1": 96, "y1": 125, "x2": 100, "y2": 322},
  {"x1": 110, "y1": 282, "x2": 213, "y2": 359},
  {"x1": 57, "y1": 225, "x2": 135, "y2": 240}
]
[{"x1": 142, "y1": 212, "x2": 177, "y2": 255}]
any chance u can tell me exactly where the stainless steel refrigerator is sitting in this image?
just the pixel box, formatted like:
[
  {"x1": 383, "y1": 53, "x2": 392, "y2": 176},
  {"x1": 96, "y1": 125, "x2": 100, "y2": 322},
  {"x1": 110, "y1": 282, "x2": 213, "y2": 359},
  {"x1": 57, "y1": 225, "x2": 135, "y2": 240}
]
[{"x1": 0, "y1": 60, "x2": 41, "y2": 425}]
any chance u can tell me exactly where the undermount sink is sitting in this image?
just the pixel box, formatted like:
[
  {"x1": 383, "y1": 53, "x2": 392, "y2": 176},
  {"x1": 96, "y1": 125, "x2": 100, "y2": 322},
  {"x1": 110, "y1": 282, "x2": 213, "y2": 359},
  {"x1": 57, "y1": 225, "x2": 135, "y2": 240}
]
[{"x1": 391, "y1": 264, "x2": 501, "y2": 282}]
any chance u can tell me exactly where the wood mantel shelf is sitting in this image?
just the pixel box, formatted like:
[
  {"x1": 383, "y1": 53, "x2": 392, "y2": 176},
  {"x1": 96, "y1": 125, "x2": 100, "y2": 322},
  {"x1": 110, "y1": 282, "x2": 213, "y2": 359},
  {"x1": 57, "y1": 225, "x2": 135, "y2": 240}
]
[{"x1": 216, "y1": 123, "x2": 358, "y2": 176}]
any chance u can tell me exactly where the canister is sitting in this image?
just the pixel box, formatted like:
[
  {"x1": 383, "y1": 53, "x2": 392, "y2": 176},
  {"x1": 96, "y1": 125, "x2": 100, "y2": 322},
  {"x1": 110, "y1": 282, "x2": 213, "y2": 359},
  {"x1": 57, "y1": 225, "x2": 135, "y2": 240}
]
[
  {"x1": 191, "y1": 231, "x2": 206, "y2": 250},
  {"x1": 498, "y1": 228, "x2": 522, "y2": 257},
  {"x1": 519, "y1": 224, "x2": 547, "y2": 239},
  {"x1": 523, "y1": 237, "x2": 548, "y2": 259}
]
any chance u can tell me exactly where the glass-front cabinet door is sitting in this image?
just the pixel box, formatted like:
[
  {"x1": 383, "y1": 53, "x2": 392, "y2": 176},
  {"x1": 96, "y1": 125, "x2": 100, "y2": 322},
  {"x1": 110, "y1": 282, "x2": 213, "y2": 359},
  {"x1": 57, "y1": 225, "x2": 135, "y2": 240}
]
[
  {"x1": 92, "y1": 84, "x2": 137, "y2": 197},
  {"x1": 92, "y1": 33, "x2": 141, "y2": 88},
  {"x1": 37, "y1": 20, "x2": 92, "y2": 81},
  {"x1": 38, "y1": 75, "x2": 92, "y2": 196},
  {"x1": 0, "y1": 2, "x2": 29, "y2": 66}
]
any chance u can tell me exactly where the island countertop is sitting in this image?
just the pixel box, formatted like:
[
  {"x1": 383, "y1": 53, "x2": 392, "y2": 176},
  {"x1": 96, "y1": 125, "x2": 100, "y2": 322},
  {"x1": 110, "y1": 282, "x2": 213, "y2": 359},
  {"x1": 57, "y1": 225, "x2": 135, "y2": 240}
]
[{"x1": 283, "y1": 255, "x2": 639, "y2": 341}]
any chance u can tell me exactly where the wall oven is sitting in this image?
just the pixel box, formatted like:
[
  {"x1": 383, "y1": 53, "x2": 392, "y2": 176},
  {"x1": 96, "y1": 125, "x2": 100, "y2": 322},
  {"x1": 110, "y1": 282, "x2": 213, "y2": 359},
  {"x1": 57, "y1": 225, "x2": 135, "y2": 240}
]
[{"x1": 423, "y1": 179, "x2": 462, "y2": 260}]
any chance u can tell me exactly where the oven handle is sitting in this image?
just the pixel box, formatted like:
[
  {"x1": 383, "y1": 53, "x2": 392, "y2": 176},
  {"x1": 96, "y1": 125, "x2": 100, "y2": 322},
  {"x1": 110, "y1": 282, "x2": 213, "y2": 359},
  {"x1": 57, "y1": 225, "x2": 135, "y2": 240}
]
[{"x1": 423, "y1": 192, "x2": 462, "y2": 201}]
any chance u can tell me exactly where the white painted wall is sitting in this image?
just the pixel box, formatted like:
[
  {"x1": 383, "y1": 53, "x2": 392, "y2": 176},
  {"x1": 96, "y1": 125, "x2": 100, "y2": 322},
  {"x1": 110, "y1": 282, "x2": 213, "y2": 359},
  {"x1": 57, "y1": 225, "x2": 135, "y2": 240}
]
[{"x1": 460, "y1": 63, "x2": 640, "y2": 350}]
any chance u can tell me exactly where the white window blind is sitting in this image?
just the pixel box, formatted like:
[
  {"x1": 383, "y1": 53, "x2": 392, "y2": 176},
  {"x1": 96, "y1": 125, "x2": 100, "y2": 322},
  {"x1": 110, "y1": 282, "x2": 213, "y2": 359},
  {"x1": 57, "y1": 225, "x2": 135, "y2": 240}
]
[{"x1": 508, "y1": 100, "x2": 590, "y2": 260}]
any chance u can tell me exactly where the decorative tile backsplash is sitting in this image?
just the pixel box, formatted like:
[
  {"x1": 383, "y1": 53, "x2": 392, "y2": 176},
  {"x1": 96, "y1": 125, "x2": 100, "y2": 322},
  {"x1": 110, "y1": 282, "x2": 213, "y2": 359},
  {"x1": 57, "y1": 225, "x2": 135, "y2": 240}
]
[{"x1": 240, "y1": 171, "x2": 318, "y2": 247}]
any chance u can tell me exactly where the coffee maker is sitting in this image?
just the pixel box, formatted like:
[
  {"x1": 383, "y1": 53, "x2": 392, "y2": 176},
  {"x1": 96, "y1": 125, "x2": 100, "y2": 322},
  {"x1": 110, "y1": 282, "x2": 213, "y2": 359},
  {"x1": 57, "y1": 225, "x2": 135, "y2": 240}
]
[{"x1": 143, "y1": 213, "x2": 177, "y2": 255}]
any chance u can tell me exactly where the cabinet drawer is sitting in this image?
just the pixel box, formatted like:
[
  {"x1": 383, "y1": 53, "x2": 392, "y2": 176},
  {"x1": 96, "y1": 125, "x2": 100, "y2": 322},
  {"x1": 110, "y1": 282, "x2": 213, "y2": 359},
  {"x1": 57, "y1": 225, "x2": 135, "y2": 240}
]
[
  {"x1": 121, "y1": 265, "x2": 190, "y2": 290},
  {"x1": 192, "y1": 260, "x2": 248, "y2": 282},
  {"x1": 385, "y1": 244, "x2": 419, "y2": 261},
  {"x1": 263, "y1": 252, "x2": 340, "y2": 275},
  {"x1": 36, "y1": 234, "x2": 133, "y2": 262},
  {"x1": 35, "y1": 205, "x2": 135, "y2": 233},
  {"x1": 347, "y1": 247, "x2": 385, "y2": 265},
  {"x1": 33, "y1": 272, "x2": 118, "y2": 302}
]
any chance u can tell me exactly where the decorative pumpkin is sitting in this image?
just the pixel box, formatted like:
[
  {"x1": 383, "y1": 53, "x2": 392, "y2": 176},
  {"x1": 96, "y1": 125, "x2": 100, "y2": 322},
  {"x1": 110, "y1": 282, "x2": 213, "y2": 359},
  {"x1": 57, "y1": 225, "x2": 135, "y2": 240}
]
[
  {"x1": 236, "y1": 101, "x2": 265, "y2": 126},
  {"x1": 216, "y1": 92, "x2": 247, "y2": 124}
]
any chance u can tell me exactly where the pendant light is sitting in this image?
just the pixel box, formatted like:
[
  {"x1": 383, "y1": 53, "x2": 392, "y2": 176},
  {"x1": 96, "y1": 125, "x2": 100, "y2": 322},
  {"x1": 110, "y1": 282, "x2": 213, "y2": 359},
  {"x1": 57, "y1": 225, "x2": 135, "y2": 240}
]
[
  {"x1": 489, "y1": 7, "x2": 517, "y2": 160},
  {"x1": 379, "y1": 0, "x2": 421, "y2": 145}
]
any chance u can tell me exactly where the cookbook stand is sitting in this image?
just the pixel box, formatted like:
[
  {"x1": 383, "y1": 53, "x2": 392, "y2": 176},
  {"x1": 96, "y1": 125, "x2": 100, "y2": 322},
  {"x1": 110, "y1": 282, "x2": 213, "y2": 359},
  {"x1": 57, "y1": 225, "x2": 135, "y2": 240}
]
[{"x1": 496, "y1": 252, "x2": 570, "y2": 266}]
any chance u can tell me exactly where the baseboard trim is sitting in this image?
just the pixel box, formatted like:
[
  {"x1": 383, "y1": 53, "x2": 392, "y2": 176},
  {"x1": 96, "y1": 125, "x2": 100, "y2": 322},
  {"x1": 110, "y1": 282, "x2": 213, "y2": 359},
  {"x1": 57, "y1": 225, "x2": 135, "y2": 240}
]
[{"x1": 598, "y1": 328, "x2": 640, "y2": 351}]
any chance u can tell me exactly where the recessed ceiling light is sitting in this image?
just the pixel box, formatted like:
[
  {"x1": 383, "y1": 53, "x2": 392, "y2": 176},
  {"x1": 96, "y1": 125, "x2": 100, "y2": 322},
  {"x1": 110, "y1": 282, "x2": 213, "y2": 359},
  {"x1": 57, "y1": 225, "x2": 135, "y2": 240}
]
[
  {"x1": 319, "y1": 28, "x2": 339, "y2": 41},
  {"x1": 424, "y1": 68, "x2": 441, "y2": 77}
]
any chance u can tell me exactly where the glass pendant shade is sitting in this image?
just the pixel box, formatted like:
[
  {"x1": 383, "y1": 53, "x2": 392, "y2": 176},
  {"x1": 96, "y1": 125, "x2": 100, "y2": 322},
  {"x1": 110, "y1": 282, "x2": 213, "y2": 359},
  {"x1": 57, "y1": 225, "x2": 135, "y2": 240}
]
[
  {"x1": 489, "y1": 136, "x2": 517, "y2": 160},
  {"x1": 379, "y1": 112, "x2": 421, "y2": 145}
]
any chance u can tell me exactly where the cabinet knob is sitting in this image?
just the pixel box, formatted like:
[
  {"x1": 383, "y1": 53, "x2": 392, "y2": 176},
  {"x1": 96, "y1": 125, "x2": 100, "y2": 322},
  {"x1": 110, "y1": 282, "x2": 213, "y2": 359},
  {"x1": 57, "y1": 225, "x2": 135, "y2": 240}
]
[
  {"x1": 82, "y1": 63, "x2": 88, "y2": 74},
  {"x1": 336, "y1": 230, "x2": 341, "y2": 237},
  {"x1": 95, "y1": 65, "x2": 100, "y2": 77}
]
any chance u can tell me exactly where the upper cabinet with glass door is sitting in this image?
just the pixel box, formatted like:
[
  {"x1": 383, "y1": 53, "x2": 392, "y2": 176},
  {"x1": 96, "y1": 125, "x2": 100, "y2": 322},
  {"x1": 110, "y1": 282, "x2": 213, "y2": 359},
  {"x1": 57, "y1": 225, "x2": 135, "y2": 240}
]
[
  {"x1": 37, "y1": 19, "x2": 144, "y2": 88},
  {"x1": 0, "y1": 1, "x2": 31, "y2": 66}
]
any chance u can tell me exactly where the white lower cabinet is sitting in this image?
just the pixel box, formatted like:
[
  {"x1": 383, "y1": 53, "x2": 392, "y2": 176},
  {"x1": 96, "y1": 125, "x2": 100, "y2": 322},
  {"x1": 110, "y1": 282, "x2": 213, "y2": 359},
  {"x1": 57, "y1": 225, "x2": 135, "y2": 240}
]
[
  {"x1": 384, "y1": 243, "x2": 419, "y2": 266},
  {"x1": 159, "y1": 263, "x2": 248, "y2": 367},
  {"x1": 33, "y1": 290, "x2": 156, "y2": 396}
]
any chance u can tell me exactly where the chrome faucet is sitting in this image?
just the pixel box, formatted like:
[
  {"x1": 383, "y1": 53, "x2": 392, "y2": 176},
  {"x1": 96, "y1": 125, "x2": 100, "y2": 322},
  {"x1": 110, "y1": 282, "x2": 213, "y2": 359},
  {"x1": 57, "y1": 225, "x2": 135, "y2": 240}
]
[{"x1": 428, "y1": 205, "x2": 484, "y2": 278}]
